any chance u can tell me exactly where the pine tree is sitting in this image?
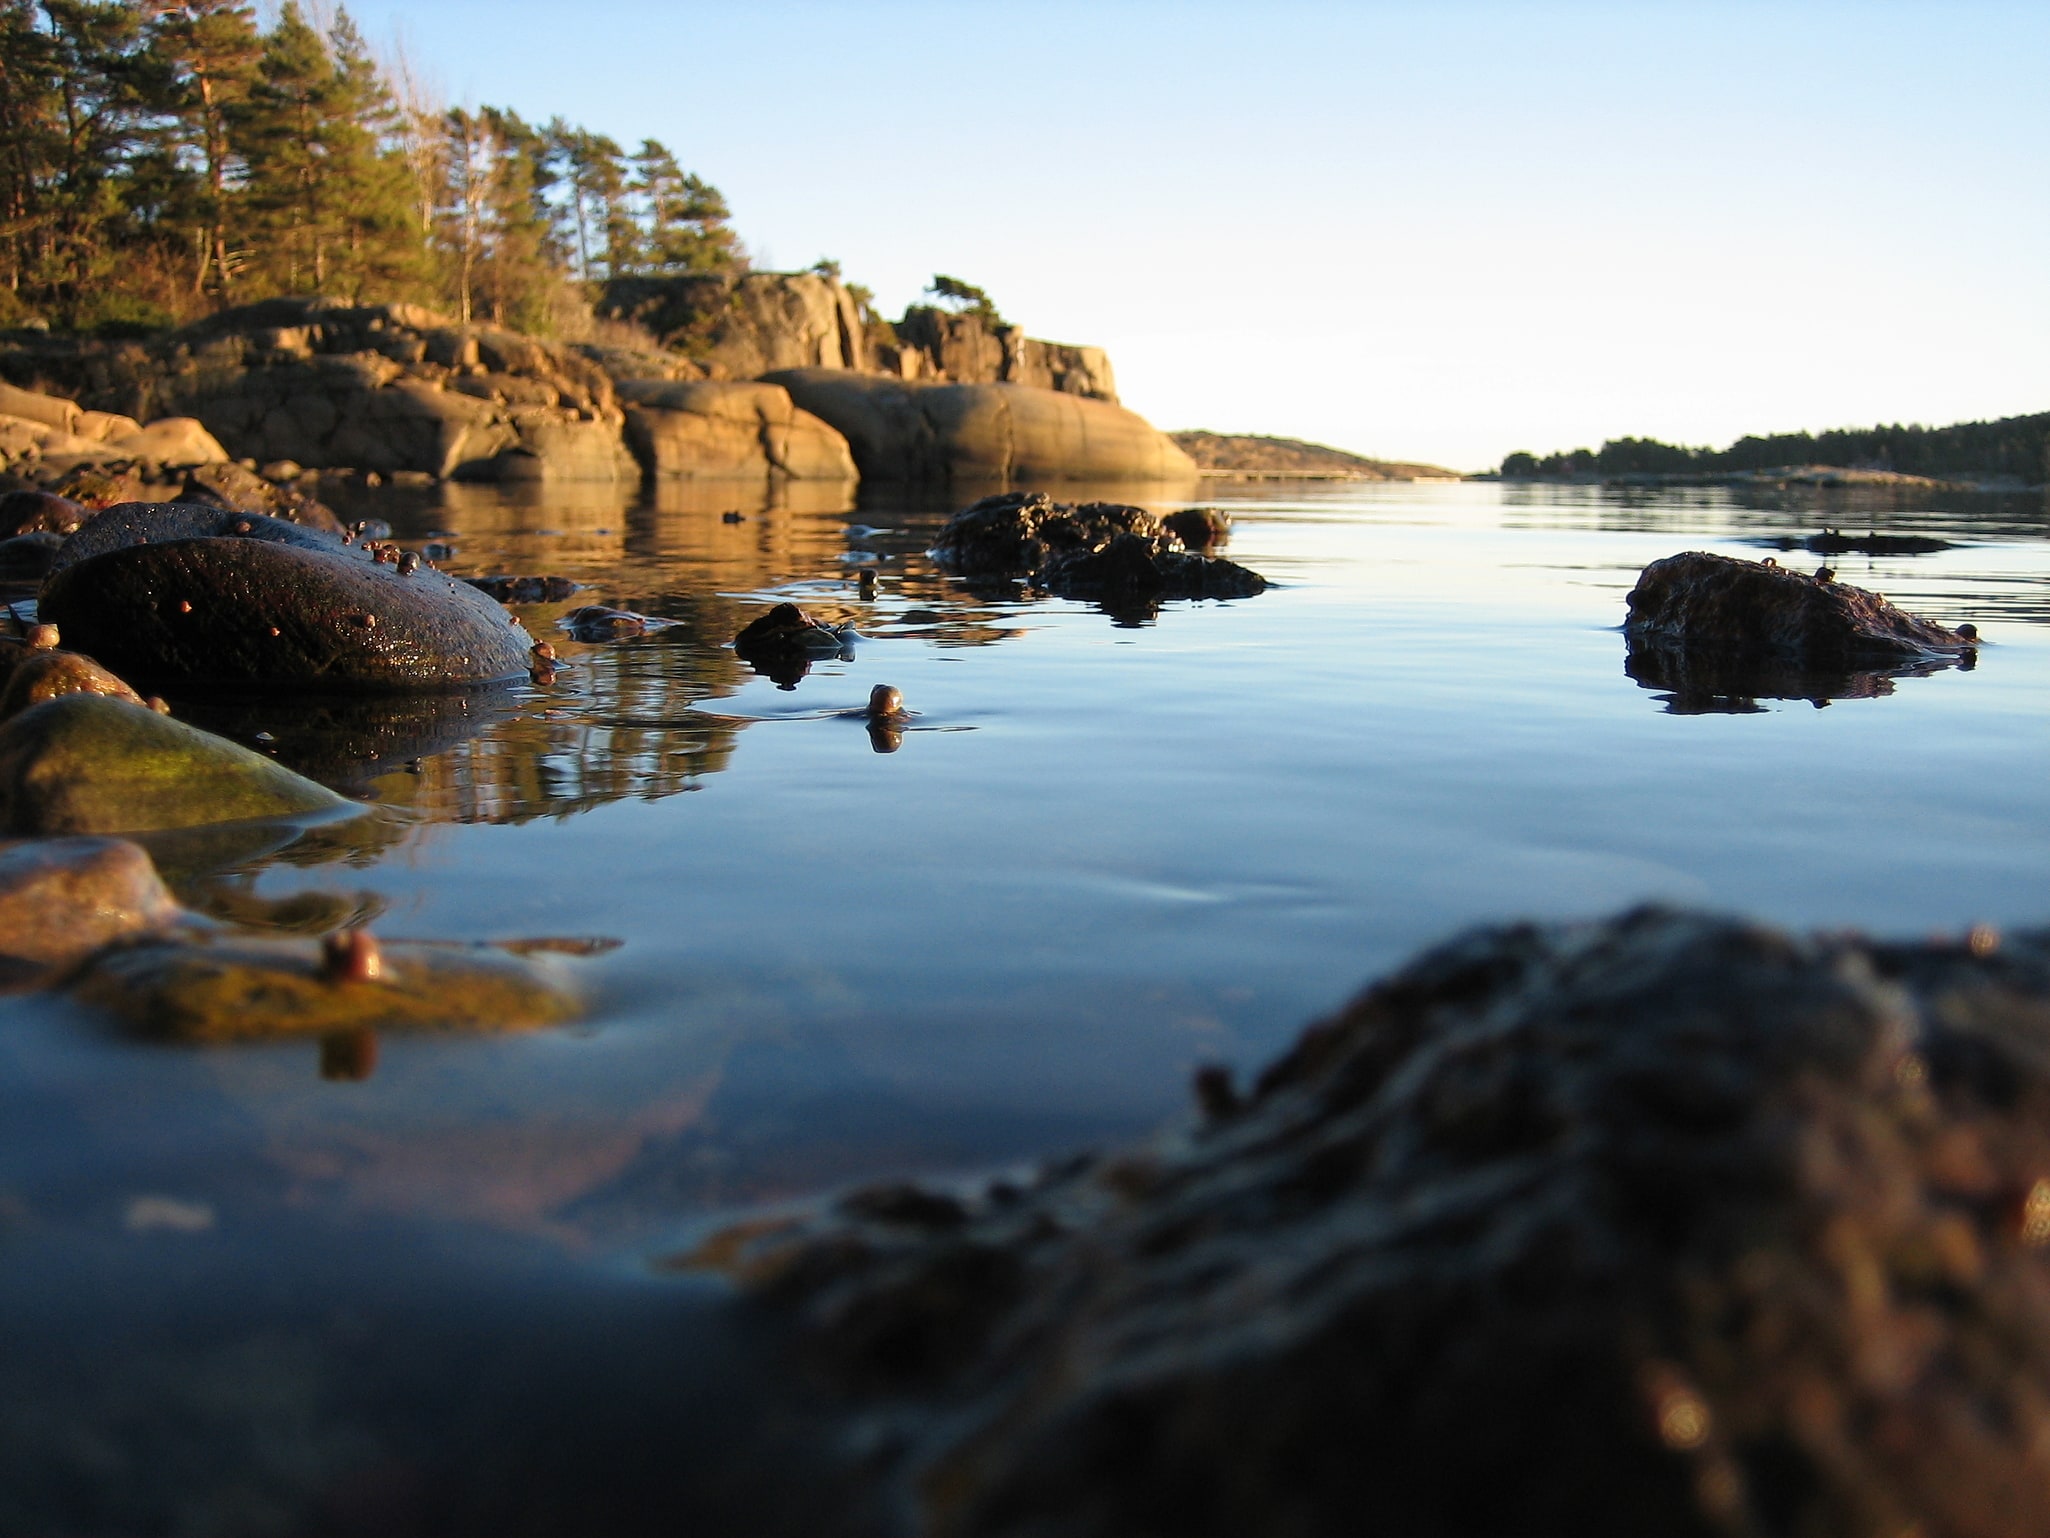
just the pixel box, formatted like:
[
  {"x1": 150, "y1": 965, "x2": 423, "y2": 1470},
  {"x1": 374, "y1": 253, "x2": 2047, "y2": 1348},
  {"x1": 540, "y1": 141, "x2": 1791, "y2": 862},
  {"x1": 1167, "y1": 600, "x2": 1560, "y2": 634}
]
[
  {"x1": 149, "y1": 0, "x2": 262, "y2": 299},
  {"x1": 630, "y1": 139, "x2": 741, "y2": 274}
]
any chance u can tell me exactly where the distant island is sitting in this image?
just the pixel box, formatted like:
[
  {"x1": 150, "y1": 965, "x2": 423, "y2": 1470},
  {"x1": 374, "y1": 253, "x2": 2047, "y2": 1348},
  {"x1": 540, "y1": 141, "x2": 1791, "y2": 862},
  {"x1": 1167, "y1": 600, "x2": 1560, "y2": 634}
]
[
  {"x1": 1171, "y1": 432, "x2": 1460, "y2": 482},
  {"x1": 1495, "y1": 412, "x2": 2048, "y2": 490}
]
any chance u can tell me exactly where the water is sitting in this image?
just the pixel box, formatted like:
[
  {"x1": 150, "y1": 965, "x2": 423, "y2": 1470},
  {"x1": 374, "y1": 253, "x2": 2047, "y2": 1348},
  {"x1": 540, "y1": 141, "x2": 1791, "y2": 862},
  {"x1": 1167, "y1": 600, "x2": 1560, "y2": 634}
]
[{"x1": 2, "y1": 476, "x2": 2045, "y2": 1527}]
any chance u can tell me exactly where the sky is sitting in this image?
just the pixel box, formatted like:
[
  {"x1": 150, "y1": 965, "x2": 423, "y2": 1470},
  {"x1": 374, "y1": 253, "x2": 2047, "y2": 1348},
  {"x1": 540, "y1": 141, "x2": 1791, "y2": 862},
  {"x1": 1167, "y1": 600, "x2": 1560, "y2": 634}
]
[{"x1": 337, "y1": 0, "x2": 2046, "y2": 472}]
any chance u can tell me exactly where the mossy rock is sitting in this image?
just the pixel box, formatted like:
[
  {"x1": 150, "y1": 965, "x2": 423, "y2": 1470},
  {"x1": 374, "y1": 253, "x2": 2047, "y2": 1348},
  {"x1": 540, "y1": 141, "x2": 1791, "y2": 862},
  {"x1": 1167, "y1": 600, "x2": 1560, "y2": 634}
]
[
  {"x1": 70, "y1": 935, "x2": 583, "y2": 1041},
  {"x1": 0, "y1": 694, "x2": 351, "y2": 835}
]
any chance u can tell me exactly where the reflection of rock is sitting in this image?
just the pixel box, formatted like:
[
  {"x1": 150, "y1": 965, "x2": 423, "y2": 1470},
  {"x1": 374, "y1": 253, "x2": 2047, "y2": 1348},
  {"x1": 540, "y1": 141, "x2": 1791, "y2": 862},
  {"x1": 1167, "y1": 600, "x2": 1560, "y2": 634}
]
[
  {"x1": 714, "y1": 907, "x2": 2050, "y2": 1538},
  {"x1": 40, "y1": 505, "x2": 535, "y2": 693},
  {"x1": 763, "y1": 370, "x2": 1196, "y2": 484},
  {"x1": 1624, "y1": 551, "x2": 1972, "y2": 668},
  {"x1": 0, "y1": 695, "x2": 350, "y2": 834},
  {"x1": 1038, "y1": 532, "x2": 1266, "y2": 611},
  {"x1": 169, "y1": 685, "x2": 521, "y2": 791},
  {"x1": 1624, "y1": 639, "x2": 1962, "y2": 714},
  {"x1": 70, "y1": 933, "x2": 581, "y2": 1042},
  {"x1": 0, "y1": 836, "x2": 181, "y2": 975},
  {"x1": 1761, "y1": 530, "x2": 1953, "y2": 557}
]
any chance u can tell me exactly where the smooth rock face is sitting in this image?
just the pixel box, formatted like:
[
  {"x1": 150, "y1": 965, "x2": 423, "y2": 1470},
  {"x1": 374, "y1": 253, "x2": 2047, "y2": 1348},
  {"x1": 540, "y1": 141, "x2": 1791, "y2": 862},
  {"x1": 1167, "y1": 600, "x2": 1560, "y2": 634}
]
[
  {"x1": 69, "y1": 934, "x2": 582, "y2": 1042},
  {"x1": 40, "y1": 505, "x2": 534, "y2": 693},
  {"x1": 763, "y1": 370, "x2": 1196, "y2": 484},
  {"x1": 0, "y1": 836, "x2": 181, "y2": 972},
  {"x1": 1625, "y1": 551, "x2": 1972, "y2": 667},
  {"x1": 618, "y1": 380, "x2": 856, "y2": 481},
  {"x1": 0, "y1": 695, "x2": 349, "y2": 834},
  {"x1": 718, "y1": 907, "x2": 2050, "y2": 1538}
]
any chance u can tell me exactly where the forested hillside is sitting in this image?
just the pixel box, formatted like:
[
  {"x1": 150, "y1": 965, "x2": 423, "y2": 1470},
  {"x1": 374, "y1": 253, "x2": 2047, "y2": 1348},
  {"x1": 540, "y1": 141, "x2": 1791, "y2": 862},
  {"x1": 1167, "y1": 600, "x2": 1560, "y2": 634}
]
[
  {"x1": 1500, "y1": 413, "x2": 2049, "y2": 484},
  {"x1": 0, "y1": 0, "x2": 745, "y2": 335}
]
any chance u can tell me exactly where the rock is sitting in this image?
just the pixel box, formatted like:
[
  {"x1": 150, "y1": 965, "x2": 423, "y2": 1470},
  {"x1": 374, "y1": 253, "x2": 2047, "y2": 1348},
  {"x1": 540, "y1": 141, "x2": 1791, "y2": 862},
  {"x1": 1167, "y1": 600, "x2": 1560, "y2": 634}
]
[
  {"x1": 449, "y1": 413, "x2": 640, "y2": 483},
  {"x1": 1625, "y1": 551, "x2": 1972, "y2": 668},
  {"x1": 73, "y1": 408, "x2": 143, "y2": 442},
  {"x1": 598, "y1": 271, "x2": 871, "y2": 376},
  {"x1": 69, "y1": 932, "x2": 582, "y2": 1042},
  {"x1": 0, "y1": 695, "x2": 350, "y2": 834},
  {"x1": 733, "y1": 602, "x2": 851, "y2": 686},
  {"x1": 258, "y1": 459, "x2": 303, "y2": 481},
  {"x1": 0, "y1": 649, "x2": 146, "y2": 719},
  {"x1": 763, "y1": 371, "x2": 1197, "y2": 484},
  {"x1": 0, "y1": 379, "x2": 82, "y2": 434},
  {"x1": 0, "y1": 489, "x2": 87, "y2": 537},
  {"x1": 39, "y1": 505, "x2": 535, "y2": 694},
  {"x1": 45, "y1": 463, "x2": 148, "y2": 508},
  {"x1": 617, "y1": 380, "x2": 856, "y2": 482},
  {"x1": 889, "y1": 305, "x2": 1119, "y2": 401},
  {"x1": 1037, "y1": 531, "x2": 1268, "y2": 608},
  {"x1": 929, "y1": 491, "x2": 1164, "y2": 576},
  {"x1": 715, "y1": 907, "x2": 2050, "y2": 1538},
  {"x1": 1161, "y1": 506, "x2": 1229, "y2": 550},
  {"x1": 0, "y1": 836, "x2": 182, "y2": 975},
  {"x1": 180, "y1": 460, "x2": 345, "y2": 533},
  {"x1": 106, "y1": 416, "x2": 227, "y2": 466},
  {"x1": 0, "y1": 532, "x2": 60, "y2": 580},
  {"x1": 463, "y1": 574, "x2": 584, "y2": 604},
  {"x1": 561, "y1": 605, "x2": 655, "y2": 642}
]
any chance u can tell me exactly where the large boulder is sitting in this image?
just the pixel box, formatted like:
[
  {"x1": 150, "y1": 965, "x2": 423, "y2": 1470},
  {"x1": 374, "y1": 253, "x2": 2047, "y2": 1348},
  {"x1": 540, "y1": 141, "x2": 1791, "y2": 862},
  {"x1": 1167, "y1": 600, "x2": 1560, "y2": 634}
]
[
  {"x1": 885, "y1": 306, "x2": 1118, "y2": 401},
  {"x1": 0, "y1": 695, "x2": 349, "y2": 834},
  {"x1": 716, "y1": 907, "x2": 2050, "y2": 1538},
  {"x1": 762, "y1": 370, "x2": 1196, "y2": 484},
  {"x1": 39, "y1": 504, "x2": 535, "y2": 693},
  {"x1": 617, "y1": 380, "x2": 855, "y2": 481},
  {"x1": 1625, "y1": 551, "x2": 1975, "y2": 668},
  {"x1": 598, "y1": 271, "x2": 868, "y2": 376}
]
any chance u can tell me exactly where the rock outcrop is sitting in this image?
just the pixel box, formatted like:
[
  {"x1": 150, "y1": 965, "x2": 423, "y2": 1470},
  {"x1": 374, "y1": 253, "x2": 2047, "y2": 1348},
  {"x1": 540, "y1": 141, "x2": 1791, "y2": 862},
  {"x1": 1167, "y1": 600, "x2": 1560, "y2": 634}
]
[
  {"x1": 877, "y1": 306, "x2": 1118, "y2": 402},
  {"x1": 616, "y1": 379, "x2": 855, "y2": 482},
  {"x1": 764, "y1": 371, "x2": 1195, "y2": 485},
  {"x1": 598, "y1": 271, "x2": 869, "y2": 378},
  {"x1": 1625, "y1": 551, "x2": 1975, "y2": 669},
  {"x1": 713, "y1": 906, "x2": 2050, "y2": 1538}
]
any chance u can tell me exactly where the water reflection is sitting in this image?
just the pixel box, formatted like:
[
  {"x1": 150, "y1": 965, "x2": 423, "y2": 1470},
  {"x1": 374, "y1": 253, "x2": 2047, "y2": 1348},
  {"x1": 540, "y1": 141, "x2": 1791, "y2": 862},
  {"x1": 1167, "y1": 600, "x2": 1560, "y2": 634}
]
[{"x1": 1624, "y1": 639, "x2": 1971, "y2": 716}]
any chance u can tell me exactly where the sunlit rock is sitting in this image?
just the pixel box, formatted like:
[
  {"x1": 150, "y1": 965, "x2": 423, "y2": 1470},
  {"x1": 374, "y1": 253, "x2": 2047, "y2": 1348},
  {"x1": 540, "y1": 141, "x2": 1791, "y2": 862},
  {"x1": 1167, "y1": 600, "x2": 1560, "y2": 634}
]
[
  {"x1": 0, "y1": 695, "x2": 349, "y2": 834},
  {"x1": 0, "y1": 836, "x2": 181, "y2": 975}
]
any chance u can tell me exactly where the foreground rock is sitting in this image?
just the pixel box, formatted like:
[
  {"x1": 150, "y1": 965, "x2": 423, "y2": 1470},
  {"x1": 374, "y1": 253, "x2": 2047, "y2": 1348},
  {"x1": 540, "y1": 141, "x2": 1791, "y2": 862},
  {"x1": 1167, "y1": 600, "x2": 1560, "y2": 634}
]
[
  {"x1": 764, "y1": 371, "x2": 1196, "y2": 484},
  {"x1": 711, "y1": 907, "x2": 2050, "y2": 1538},
  {"x1": 1624, "y1": 551, "x2": 1974, "y2": 668},
  {"x1": 0, "y1": 836, "x2": 182, "y2": 977},
  {"x1": 39, "y1": 504, "x2": 534, "y2": 693},
  {"x1": 70, "y1": 932, "x2": 583, "y2": 1042},
  {"x1": 0, "y1": 695, "x2": 349, "y2": 834}
]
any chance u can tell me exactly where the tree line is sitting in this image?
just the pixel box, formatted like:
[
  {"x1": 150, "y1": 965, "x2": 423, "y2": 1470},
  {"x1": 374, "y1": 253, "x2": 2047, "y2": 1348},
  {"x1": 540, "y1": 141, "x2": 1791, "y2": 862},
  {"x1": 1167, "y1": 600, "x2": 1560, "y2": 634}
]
[
  {"x1": 1499, "y1": 413, "x2": 2050, "y2": 484},
  {"x1": 0, "y1": 0, "x2": 743, "y2": 335}
]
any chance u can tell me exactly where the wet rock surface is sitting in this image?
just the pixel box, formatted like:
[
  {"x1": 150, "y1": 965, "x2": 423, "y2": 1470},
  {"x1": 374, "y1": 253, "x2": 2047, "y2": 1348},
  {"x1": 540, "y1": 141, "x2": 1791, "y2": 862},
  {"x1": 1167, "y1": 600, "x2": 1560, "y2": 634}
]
[
  {"x1": 713, "y1": 907, "x2": 2050, "y2": 1538},
  {"x1": 0, "y1": 835, "x2": 182, "y2": 976},
  {"x1": 0, "y1": 489, "x2": 88, "y2": 537},
  {"x1": 1624, "y1": 551, "x2": 1972, "y2": 669},
  {"x1": 0, "y1": 530, "x2": 62, "y2": 579},
  {"x1": 464, "y1": 573, "x2": 584, "y2": 604},
  {"x1": 0, "y1": 694, "x2": 350, "y2": 834},
  {"x1": 732, "y1": 602, "x2": 855, "y2": 685},
  {"x1": 70, "y1": 932, "x2": 583, "y2": 1042},
  {"x1": 0, "y1": 647, "x2": 148, "y2": 719},
  {"x1": 39, "y1": 503, "x2": 534, "y2": 693},
  {"x1": 561, "y1": 604, "x2": 660, "y2": 642},
  {"x1": 929, "y1": 491, "x2": 1164, "y2": 576}
]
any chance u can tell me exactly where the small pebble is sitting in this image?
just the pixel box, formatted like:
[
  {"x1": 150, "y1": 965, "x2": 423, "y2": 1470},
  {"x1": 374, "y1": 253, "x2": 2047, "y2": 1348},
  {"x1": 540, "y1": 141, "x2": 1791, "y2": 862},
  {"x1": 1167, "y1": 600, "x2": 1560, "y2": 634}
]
[
  {"x1": 866, "y1": 684, "x2": 904, "y2": 721},
  {"x1": 320, "y1": 928, "x2": 384, "y2": 983},
  {"x1": 1958, "y1": 623, "x2": 1979, "y2": 642},
  {"x1": 26, "y1": 624, "x2": 57, "y2": 649}
]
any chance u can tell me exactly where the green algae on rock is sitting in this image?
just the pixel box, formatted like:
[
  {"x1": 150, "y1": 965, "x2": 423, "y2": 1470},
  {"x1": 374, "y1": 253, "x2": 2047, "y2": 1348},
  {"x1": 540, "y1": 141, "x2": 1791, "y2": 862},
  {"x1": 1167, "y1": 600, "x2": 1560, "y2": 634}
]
[
  {"x1": 0, "y1": 694, "x2": 350, "y2": 835},
  {"x1": 0, "y1": 836, "x2": 182, "y2": 977},
  {"x1": 70, "y1": 934, "x2": 583, "y2": 1042}
]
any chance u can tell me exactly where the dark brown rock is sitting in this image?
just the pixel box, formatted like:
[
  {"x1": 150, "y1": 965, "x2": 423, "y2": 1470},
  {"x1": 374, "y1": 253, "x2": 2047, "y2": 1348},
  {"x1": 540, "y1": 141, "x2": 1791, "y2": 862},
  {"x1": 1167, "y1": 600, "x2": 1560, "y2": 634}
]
[
  {"x1": 561, "y1": 605, "x2": 653, "y2": 642},
  {"x1": 180, "y1": 460, "x2": 345, "y2": 535},
  {"x1": 1625, "y1": 551, "x2": 1973, "y2": 668},
  {"x1": 0, "y1": 489, "x2": 87, "y2": 537},
  {"x1": 713, "y1": 907, "x2": 2050, "y2": 1538},
  {"x1": 1162, "y1": 506, "x2": 1230, "y2": 550},
  {"x1": 464, "y1": 574, "x2": 585, "y2": 604},
  {"x1": 39, "y1": 505, "x2": 533, "y2": 694},
  {"x1": 1037, "y1": 531, "x2": 1267, "y2": 606},
  {"x1": 928, "y1": 491, "x2": 1163, "y2": 576}
]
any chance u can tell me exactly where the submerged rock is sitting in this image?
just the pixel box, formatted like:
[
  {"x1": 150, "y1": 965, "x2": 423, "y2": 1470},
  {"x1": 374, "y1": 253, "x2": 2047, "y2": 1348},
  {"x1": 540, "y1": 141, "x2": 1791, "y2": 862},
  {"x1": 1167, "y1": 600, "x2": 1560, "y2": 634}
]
[
  {"x1": 0, "y1": 836, "x2": 181, "y2": 975},
  {"x1": 0, "y1": 695, "x2": 349, "y2": 834},
  {"x1": 463, "y1": 573, "x2": 584, "y2": 604},
  {"x1": 1624, "y1": 551, "x2": 1972, "y2": 668},
  {"x1": 561, "y1": 604, "x2": 656, "y2": 642},
  {"x1": 70, "y1": 932, "x2": 583, "y2": 1042},
  {"x1": 711, "y1": 907, "x2": 2050, "y2": 1538},
  {"x1": 39, "y1": 503, "x2": 534, "y2": 693}
]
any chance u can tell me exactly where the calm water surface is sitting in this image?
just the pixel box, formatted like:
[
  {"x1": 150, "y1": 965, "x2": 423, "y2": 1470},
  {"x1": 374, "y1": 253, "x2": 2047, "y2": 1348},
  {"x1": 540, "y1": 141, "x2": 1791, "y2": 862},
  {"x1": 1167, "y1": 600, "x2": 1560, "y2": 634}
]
[{"x1": 2, "y1": 477, "x2": 2046, "y2": 1522}]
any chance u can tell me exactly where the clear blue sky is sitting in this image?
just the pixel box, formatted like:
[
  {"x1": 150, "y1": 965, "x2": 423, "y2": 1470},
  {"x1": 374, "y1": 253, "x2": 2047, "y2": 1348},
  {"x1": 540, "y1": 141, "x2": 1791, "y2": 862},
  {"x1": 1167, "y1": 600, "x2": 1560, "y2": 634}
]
[{"x1": 338, "y1": 0, "x2": 2046, "y2": 471}]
